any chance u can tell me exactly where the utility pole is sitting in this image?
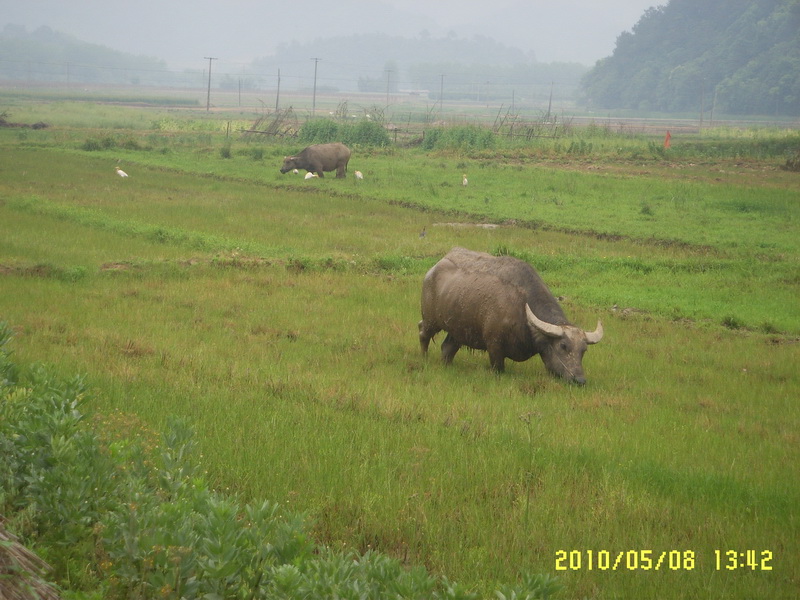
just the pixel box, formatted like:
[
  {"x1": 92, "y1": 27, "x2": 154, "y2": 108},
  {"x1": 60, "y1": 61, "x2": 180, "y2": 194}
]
[
  {"x1": 385, "y1": 69, "x2": 392, "y2": 107},
  {"x1": 710, "y1": 87, "x2": 717, "y2": 127},
  {"x1": 204, "y1": 57, "x2": 217, "y2": 112},
  {"x1": 439, "y1": 74, "x2": 444, "y2": 121},
  {"x1": 699, "y1": 79, "x2": 705, "y2": 128},
  {"x1": 311, "y1": 57, "x2": 321, "y2": 116},
  {"x1": 276, "y1": 68, "x2": 281, "y2": 112}
]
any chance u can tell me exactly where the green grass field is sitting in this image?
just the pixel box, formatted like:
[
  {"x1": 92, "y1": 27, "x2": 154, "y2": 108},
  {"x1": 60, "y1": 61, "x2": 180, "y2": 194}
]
[{"x1": 1, "y1": 96, "x2": 798, "y2": 599}]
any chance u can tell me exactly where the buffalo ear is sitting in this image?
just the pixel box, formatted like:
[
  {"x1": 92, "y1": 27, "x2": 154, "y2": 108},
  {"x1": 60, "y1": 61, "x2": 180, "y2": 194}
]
[{"x1": 525, "y1": 304, "x2": 564, "y2": 338}]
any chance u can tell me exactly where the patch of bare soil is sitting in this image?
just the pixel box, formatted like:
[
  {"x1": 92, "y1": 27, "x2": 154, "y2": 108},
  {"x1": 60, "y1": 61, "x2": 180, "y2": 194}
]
[
  {"x1": 432, "y1": 222, "x2": 500, "y2": 229},
  {"x1": 0, "y1": 117, "x2": 48, "y2": 129},
  {"x1": 0, "y1": 264, "x2": 56, "y2": 277}
]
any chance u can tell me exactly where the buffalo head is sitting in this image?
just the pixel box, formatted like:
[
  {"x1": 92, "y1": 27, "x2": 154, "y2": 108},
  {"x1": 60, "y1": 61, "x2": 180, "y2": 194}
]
[
  {"x1": 526, "y1": 305, "x2": 603, "y2": 385},
  {"x1": 279, "y1": 156, "x2": 298, "y2": 174}
]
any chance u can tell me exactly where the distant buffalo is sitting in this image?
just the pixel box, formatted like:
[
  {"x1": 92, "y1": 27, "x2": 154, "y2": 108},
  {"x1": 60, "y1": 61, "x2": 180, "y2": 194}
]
[
  {"x1": 419, "y1": 247, "x2": 603, "y2": 384},
  {"x1": 280, "y1": 142, "x2": 351, "y2": 178}
]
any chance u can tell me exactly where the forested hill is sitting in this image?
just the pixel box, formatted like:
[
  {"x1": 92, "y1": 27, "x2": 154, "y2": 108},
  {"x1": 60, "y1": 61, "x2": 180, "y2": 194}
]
[
  {"x1": 0, "y1": 24, "x2": 172, "y2": 86},
  {"x1": 580, "y1": 0, "x2": 800, "y2": 116}
]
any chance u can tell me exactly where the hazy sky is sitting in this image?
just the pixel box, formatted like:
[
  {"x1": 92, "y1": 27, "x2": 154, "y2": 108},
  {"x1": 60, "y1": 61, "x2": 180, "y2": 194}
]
[{"x1": 3, "y1": 0, "x2": 658, "y2": 68}]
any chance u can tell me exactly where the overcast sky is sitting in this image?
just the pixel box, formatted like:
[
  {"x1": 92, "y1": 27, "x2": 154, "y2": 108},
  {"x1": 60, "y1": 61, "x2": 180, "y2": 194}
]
[{"x1": 3, "y1": 0, "x2": 659, "y2": 68}]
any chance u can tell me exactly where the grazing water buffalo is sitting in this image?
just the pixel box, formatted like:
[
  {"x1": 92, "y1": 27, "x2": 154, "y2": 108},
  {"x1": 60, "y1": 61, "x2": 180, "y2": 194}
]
[
  {"x1": 418, "y1": 247, "x2": 603, "y2": 384},
  {"x1": 280, "y1": 142, "x2": 351, "y2": 178}
]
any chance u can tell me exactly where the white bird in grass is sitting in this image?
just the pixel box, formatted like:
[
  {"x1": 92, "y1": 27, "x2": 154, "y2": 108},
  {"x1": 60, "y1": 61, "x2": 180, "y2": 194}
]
[
  {"x1": 462, "y1": 173, "x2": 468, "y2": 186},
  {"x1": 293, "y1": 168, "x2": 299, "y2": 174},
  {"x1": 115, "y1": 166, "x2": 129, "y2": 178},
  {"x1": 355, "y1": 170, "x2": 364, "y2": 180},
  {"x1": 304, "y1": 172, "x2": 318, "y2": 180}
]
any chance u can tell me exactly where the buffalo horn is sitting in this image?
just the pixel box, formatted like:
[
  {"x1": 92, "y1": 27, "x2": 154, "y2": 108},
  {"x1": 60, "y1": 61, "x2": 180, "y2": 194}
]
[
  {"x1": 525, "y1": 305, "x2": 564, "y2": 338},
  {"x1": 584, "y1": 321, "x2": 604, "y2": 344}
]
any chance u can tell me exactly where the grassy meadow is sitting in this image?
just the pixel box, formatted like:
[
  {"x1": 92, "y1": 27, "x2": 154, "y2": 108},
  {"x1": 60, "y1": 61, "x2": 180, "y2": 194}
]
[{"x1": 1, "y1": 94, "x2": 799, "y2": 599}]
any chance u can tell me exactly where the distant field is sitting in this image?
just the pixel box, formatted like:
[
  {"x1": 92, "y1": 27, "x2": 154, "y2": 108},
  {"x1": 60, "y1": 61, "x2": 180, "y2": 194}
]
[{"x1": 0, "y1": 97, "x2": 798, "y2": 599}]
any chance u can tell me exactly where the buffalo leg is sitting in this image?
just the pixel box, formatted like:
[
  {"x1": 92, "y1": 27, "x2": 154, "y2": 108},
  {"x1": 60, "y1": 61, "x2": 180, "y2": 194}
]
[
  {"x1": 488, "y1": 347, "x2": 506, "y2": 373},
  {"x1": 441, "y1": 334, "x2": 461, "y2": 365},
  {"x1": 418, "y1": 320, "x2": 437, "y2": 354},
  {"x1": 418, "y1": 320, "x2": 430, "y2": 354}
]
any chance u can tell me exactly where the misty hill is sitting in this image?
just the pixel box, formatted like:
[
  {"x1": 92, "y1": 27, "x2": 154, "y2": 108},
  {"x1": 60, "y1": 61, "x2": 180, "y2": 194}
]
[
  {"x1": 580, "y1": 0, "x2": 800, "y2": 116},
  {"x1": 251, "y1": 33, "x2": 586, "y2": 102},
  {"x1": 0, "y1": 24, "x2": 174, "y2": 86}
]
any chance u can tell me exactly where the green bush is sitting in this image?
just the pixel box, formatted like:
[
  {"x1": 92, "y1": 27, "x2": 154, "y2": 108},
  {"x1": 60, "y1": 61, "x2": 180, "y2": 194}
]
[
  {"x1": 299, "y1": 118, "x2": 340, "y2": 144},
  {"x1": 342, "y1": 120, "x2": 391, "y2": 146},
  {"x1": 299, "y1": 119, "x2": 391, "y2": 147}
]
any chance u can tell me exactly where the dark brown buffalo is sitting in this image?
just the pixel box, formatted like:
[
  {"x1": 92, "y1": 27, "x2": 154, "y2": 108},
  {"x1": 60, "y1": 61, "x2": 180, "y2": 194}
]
[
  {"x1": 418, "y1": 247, "x2": 603, "y2": 384},
  {"x1": 280, "y1": 142, "x2": 351, "y2": 178}
]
